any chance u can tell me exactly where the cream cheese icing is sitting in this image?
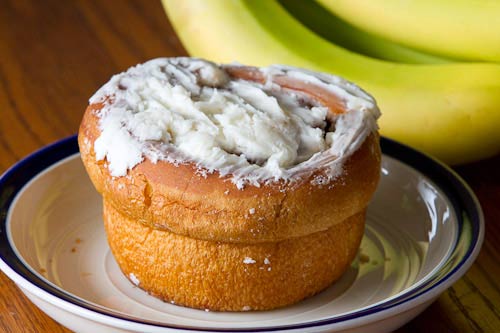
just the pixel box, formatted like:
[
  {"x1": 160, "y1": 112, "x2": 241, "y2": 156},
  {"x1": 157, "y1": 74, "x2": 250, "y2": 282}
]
[{"x1": 89, "y1": 57, "x2": 380, "y2": 189}]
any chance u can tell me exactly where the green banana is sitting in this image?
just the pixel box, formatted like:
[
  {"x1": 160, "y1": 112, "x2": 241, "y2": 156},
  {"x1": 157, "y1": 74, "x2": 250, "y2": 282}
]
[
  {"x1": 162, "y1": 0, "x2": 500, "y2": 164},
  {"x1": 317, "y1": 0, "x2": 500, "y2": 62},
  {"x1": 279, "y1": 0, "x2": 451, "y2": 64}
]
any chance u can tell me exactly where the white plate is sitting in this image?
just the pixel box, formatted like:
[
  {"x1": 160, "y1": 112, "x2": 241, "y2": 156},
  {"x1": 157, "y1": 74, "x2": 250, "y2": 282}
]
[{"x1": 0, "y1": 136, "x2": 484, "y2": 333}]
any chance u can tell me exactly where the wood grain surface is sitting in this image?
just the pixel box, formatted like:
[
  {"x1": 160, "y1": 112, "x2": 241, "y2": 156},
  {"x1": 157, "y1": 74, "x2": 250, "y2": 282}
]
[{"x1": 0, "y1": 1, "x2": 499, "y2": 332}]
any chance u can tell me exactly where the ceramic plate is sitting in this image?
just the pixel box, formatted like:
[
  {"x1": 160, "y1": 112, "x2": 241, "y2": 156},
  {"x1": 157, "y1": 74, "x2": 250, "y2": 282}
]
[{"x1": 0, "y1": 136, "x2": 483, "y2": 333}]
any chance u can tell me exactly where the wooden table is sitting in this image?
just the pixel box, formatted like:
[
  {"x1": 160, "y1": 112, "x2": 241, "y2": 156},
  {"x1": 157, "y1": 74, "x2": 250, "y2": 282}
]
[{"x1": 0, "y1": 1, "x2": 498, "y2": 332}]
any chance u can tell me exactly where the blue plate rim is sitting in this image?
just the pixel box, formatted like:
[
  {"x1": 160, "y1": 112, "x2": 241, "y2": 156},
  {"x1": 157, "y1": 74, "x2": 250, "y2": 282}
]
[{"x1": 0, "y1": 135, "x2": 484, "y2": 332}]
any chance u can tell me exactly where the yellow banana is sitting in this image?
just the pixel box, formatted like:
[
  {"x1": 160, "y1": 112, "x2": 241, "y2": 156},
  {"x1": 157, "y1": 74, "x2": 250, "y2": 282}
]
[
  {"x1": 162, "y1": 0, "x2": 500, "y2": 164},
  {"x1": 317, "y1": 0, "x2": 500, "y2": 62},
  {"x1": 280, "y1": 0, "x2": 451, "y2": 64}
]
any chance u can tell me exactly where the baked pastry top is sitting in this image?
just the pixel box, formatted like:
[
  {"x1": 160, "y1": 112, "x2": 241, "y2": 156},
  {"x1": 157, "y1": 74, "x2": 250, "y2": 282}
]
[{"x1": 78, "y1": 57, "x2": 381, "y2": 242}]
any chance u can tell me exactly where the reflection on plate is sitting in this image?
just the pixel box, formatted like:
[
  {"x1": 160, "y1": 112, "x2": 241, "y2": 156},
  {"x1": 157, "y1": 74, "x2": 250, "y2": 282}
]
[{"x1": 0, "y1": 136, "x2": 483, "y2": 333}]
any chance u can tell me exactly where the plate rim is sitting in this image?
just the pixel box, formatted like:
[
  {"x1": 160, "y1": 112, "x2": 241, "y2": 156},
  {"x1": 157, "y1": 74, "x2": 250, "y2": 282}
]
[{"x1": 0, "y1": 135, "x2": 485, "y2": 332}]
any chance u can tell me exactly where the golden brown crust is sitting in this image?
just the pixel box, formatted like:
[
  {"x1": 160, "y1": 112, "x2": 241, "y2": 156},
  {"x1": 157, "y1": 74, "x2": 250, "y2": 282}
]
[
  {"x1": 103, "y1": 199, "x2": 365, "y2": 311},
  {"x1": 79, "y1": 103, "x2": 381, "y2": 243}
]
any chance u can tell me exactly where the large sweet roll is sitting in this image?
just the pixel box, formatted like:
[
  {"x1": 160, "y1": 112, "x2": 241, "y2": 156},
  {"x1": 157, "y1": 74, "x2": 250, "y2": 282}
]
[{"x1": 78, "y1": 57, "x2": 381, "y2": 311}]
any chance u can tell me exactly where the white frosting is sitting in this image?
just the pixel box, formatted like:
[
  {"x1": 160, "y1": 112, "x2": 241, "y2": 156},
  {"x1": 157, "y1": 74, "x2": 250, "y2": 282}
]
[
  {"x1": 243, "y1": 257, "x2": 256, "y2": 264},
  {"x1": 90, "y1": 58, "x2": 380, "y2": 188}
]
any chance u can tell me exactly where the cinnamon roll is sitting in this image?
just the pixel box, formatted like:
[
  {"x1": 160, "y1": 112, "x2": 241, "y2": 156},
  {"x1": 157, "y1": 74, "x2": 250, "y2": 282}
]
[{"x1": 78, "y1": 57, "x2": 381, "y2": 311}]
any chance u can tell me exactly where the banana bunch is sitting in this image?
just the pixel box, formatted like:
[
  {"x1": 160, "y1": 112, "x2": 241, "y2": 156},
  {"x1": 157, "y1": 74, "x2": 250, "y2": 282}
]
[
  {"x1": 317, "y1": 0, "x2": 500, "y2": 62},
  {"x1": 162, "y1": 0, "x2": 500, "y2": 165}
]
